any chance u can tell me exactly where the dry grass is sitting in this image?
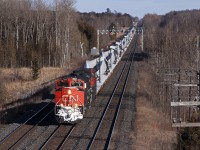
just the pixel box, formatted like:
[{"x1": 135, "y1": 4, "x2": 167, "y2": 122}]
[
  {"x1": 0, "y1": 56, "x2": 86, "y2": 106},
  {"x1": 133, "y1": 61, "x2": 177, "y2": 150},
  {"x1": 133, "y1": 98, "x2": 177, "y2": 150},
  {"x1": 0, "y1": 67, "x2": 66, "y2": 105},
  {"x1": 136, "y1": 63, "x2": 158, "y2": 104}
]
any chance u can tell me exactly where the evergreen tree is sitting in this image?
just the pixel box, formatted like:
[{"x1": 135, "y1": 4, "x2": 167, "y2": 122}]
[{"x1": 31, "y1": 57, "x2": 40, "y2": 80}]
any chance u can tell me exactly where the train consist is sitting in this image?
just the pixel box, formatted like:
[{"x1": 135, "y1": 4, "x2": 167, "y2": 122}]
[{"x1": 54, "y1": 26, "x2": 135, "y2": 123}]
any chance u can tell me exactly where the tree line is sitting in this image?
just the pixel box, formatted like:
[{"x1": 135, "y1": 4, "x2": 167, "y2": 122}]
[
  {"x1": 143, "y1": 10, "x2": 200, "y2": 69},
  {"x1": 0, "y1": 0, "x2": 134, "y2": 68}
]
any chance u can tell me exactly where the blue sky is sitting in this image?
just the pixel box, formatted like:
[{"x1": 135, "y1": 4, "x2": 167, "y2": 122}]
[{"x1": 46, "y1": 0, "x2": 200, "y2": 18}]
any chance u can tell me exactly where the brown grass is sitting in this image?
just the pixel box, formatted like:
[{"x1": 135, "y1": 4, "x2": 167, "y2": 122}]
[
  {"x1": 133, "y1": 61, "x2": 177, "y2": 150},
  {"x1": 133, "y1": 98, "x2": 177, "y2": 150},
  {"x1": 0, "y1": 67, "x2": 66, "y2": 105},
  {"x1": 0, "y1": 55, "x2": 87, "y2": 107}
]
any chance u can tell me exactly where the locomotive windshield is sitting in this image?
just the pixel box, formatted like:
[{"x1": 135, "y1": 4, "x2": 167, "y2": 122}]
[
  {"x1": 71, "y1": 82, "x2": 83, "y2": 87},
  {"x1": 57, "y1": 81, "x2": 69, "y2": 87}
]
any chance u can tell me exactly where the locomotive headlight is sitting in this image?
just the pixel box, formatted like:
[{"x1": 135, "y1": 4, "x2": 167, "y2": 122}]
[
  {"x1": 84, "y1": 83, "x2": 87, "y2": 89},
  {"x1": 68, "y1": 89, "x2": 72, "y2": 95}
]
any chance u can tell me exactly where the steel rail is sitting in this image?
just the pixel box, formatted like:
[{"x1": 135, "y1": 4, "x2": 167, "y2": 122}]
[
  {"x1": 39, "y1": 124, "x2": 75, "y2": 150},
  {"x1": 9, "y1": 109, "x2": 54, "y2": 150},
  {"x1": 0, "y1": 101, "x2": 51, "y2": 145},
  {"x1": 106, "y1": 39, "x2": 137, "y2": 149},
  {"x1": 39, "y1": 125, "x2": 61, "y2": 149},
  {"x1": 57, "y1": 125, "x2": 76, "y2": 150}
]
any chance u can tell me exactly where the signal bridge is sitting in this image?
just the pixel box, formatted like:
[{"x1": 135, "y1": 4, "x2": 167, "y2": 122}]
[{"x1": 171, "y1": 71, "x2": 200, "y2": 127}]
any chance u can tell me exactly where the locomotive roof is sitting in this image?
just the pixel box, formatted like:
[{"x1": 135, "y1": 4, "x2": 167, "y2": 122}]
[{"x1": 59, "y1": 68, "x2": 92, "y2": 83}]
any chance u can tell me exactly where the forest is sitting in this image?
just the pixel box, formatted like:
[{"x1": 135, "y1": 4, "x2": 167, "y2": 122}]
[
  {"x1": 143, "y1": 10, "x2": 200, "y2": 69},
  {"x1": 143, "y1": 9, "x2": 200, "y2": 149},
  {"x1": 0, "y1": 0, "x2": 134, "y2": 68}
]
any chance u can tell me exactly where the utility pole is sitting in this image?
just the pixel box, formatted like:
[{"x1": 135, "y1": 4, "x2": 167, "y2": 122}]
[
  {"x1": 97, "y1": 29, "x2": 100, "y2": 53},
  {"x1": 197, "y1": 36, "x2": 199, "y2": 71},
  {"x1": 141, "y1": 27, "x2": 144, "y2": 51},
  {"x1": 97, "y1": 29, "x2": 101, "y2": 83},
  {"x1": 96, "y1": 29, "x2": 110, "y2": 83},
  {"x1": 197, "y1": 36, "x2": 200, "y2": 98}
]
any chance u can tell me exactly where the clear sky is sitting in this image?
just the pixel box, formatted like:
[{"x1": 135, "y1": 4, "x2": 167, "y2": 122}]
[{"x1": 46, "y1": 0, "x2": 200, "y2": 18}]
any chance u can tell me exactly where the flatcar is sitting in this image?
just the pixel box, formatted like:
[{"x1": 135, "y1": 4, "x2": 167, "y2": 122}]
[{"x1": 55, "y1": 68, "x2": 97, "y2": 123}]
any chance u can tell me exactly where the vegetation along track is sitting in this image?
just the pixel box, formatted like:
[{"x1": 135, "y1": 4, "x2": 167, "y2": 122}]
[{"x1": 0, "y1": 102, "x2": 54, "y2": 150}]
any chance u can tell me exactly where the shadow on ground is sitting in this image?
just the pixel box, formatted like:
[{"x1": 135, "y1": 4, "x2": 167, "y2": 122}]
[
  {"x1": 0, "y1": 85, "x2": 59, "y2": 126},
  {"x1": 133, "y1": 52, "x2": 150, "y2": 61}
]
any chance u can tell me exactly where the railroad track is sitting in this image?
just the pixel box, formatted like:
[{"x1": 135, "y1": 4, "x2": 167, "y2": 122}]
[
  {"x1": 40, "y1": 124, "x2": 75, "y2": 150},
  {"x1": 0, "y1": 102, "x2": 54, "y2": 150},
  {"x1": 87, "y1": 35, "x2": 138, "y2": 149}
]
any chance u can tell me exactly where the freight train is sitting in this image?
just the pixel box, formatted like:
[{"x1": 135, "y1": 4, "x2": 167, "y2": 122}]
[
  {"x1": 54, "y1": 25, "x2": 135, "y2": 124},
  {"x1": 55, "y1": 68, "x2": 97, "y2": 123}
]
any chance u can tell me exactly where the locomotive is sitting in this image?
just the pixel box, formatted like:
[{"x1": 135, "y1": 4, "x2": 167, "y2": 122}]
[{"x1": 55, "y1": 68, "x2": 97, "y2": 123}]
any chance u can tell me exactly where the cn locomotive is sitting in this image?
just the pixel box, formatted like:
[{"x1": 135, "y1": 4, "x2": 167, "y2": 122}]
[{"x1": 55, "y1": 68, "x2": 97, "y2": 123}]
